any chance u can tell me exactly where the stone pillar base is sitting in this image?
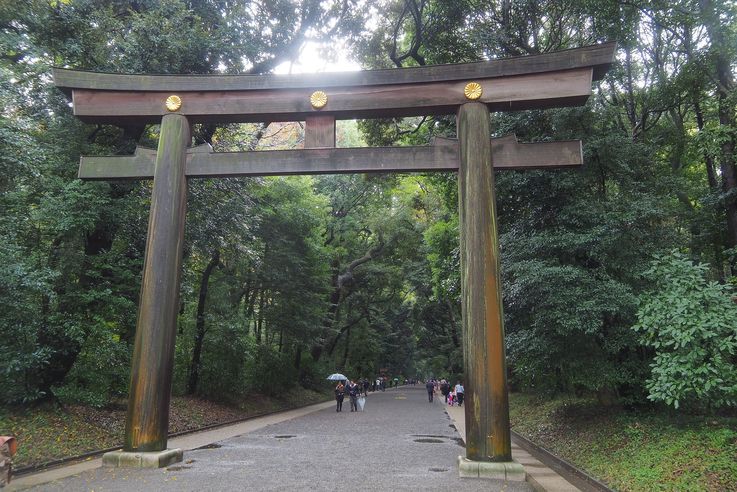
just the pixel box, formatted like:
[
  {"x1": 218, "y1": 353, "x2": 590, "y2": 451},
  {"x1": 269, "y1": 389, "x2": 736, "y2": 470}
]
[
  {"x1": 458, "y1": 456, "x2": 526, "y2": 481},
  {"x1": 102, "y1": 449, "x2": 183, "y2": 468}
]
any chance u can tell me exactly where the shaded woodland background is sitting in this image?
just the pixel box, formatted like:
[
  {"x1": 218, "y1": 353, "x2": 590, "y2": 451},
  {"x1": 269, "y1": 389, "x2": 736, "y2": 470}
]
[{"x1": 1, "y1": 0, "x2": 736, "y2": 413}]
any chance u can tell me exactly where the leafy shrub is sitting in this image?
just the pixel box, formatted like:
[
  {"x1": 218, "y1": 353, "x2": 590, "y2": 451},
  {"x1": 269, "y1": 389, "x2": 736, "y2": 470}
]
[
  {"x1": 245, "y1": 345, "x2": 296, "y2": 396},
  {"x1": 52, "y1": 319, "x2": 130, "y2": 408},
  {"x1": 633, "y1": 252, "x2": 737, "y2": 410},
  {"x1": 0, "y1": 242, "x2": 55, "y2": 405},
  {"x1": 297, "y1": 355, "x2": 332, "y2": 390},
  {"x1": 191, "y1": 321, "x2": 254, "y2": 401}
]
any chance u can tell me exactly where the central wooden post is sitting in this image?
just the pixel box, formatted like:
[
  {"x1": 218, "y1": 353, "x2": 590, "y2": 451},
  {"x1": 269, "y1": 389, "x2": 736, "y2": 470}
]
[
  {"x1": 124, "y1": 114, "x2": 190, "y2": 452},
  {"x1": 457, "y1": 102, "x2": 512, "y2": 462}
]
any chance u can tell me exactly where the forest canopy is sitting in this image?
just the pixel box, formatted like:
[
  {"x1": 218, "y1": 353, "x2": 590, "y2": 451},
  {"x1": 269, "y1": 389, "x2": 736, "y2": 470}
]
[{"x1": 1, "y1": 0, "x2": 736, "y2": 412}]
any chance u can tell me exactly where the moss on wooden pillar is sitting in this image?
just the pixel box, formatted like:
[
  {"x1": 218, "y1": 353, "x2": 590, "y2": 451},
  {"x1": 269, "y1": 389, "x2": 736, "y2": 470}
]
[
  {"x1": 124, "y1": 114, "x2": 190, "y2": 452},
  {"x1": 457, "y1": 102, "x2": 512, "y2": 462}
]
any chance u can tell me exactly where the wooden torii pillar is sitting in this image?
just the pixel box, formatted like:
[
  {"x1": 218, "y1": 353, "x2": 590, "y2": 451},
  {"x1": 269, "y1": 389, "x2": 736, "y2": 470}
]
[{"x1": 53, "y1": 42, "x2": 614, "y2": 474}]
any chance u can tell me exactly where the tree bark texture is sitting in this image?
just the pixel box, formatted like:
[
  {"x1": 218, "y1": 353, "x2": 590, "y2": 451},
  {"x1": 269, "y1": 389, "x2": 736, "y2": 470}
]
[
  {"x1": 700, "y1": 0, "x2": 737, "y2": 253},
  {"x1": 124, "y1": 114, "x2": 190, "y2": 452},
  {"x1": 457, "y1": 102, "x2": 512, "y2": 462},
  {"x1": 187, "y1": 249, "x2": 220, "y2": 395}
]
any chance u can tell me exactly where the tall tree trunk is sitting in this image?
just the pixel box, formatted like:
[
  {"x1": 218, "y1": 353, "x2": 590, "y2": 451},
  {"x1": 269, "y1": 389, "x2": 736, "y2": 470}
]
[
  {"x1": 684, "y1": 24, "x2": 726, "y2": 278},
  {"x1": 256, "y1": 289, "x2": 265, "y2": 344},
  {"x1": 294, "y1": 345, "x2": 303, "y2": 371},
  {"x1": 693, "y1": 96, "x2": 727, "y2": 279},
  {"x1": 700, "y1": 0, "x2": 737, "y2": 259},
  {"x1": 445, "y1": 299, "x2": 460, "y2": 348},
  {"x1": 244, "y1": 282, "x2": 258, "y2": 335},
  {"x1": 178, "y1": 301, "x2": 185, "y2": 335},
  {"x1": 187, "y1": 249, "x2": 220, "y2": 395},
  {"x1": 684, "y1": 24, "x2": 720, "y2": 192},
  {"x1": 37, "y1": 235, "x2": 83, "y2": 399},
  {"x1": 313, "y1": 239, "x2": 384, "y2": 360},
  {"x1": 693, "y1": 97, "x2": 719, "y2": 190},
  {"x1": 326, "y1": 315, "x2": 366, "y2": 357},
  {"x1": 341, "y1": 325, "x2": 351, "y2": 369},
  {"x1": 311, "y1": 257, "x2": 344, "y2": 361}
]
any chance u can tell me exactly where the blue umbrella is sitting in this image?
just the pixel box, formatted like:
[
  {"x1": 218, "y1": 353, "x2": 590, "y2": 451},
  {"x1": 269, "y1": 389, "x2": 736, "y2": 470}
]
[{"x1": 327, "y1": 373, "x2": 348, "y2": 381}]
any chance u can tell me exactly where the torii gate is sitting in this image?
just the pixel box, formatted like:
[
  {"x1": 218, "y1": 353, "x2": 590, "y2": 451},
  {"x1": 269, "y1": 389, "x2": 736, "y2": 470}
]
[{"x1": 53, "y1": 42, "x2": 614, "y2": 478}]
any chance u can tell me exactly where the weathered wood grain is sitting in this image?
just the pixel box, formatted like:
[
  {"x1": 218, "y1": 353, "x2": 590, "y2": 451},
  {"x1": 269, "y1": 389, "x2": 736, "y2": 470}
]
[
  {"x1": 67, "y1": 67, "x2": 593, "y2": 124},
  {"x1": 78, "y1": 136, "x2": 582, "y2": 180},
  {"x1": 457, "y1": 102, "x2": 512, "y2": 462},
  {"x1": 124, "y1": 114, "x2": 190, "y2": 453},
  {"x1": 304, "y1": 116, "x2": 336, "y2": 148},
  {"x1": 53, "y1": 42, "x2": 615, "y2": 95},
  {"x1": 434, "y1": 135, "x2": 583, "y2": 170}
]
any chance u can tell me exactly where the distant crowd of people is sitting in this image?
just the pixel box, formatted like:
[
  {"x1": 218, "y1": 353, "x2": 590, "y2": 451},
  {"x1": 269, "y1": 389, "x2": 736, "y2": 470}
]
[
  {"x1": 425, "y1": 378, "x2": 464, "y2": 406},
  {"x1": 333, "y1": 376, "x2": 464, "y2": 412},
  {"x1": 334, "y1": 377, "x2": 415, "y2": 412}
]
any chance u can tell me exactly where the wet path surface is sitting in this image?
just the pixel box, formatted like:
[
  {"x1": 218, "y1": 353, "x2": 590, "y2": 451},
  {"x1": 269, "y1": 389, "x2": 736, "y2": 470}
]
[{"x1": 28, "y1": 387, "x2": 532, "y2": 491}]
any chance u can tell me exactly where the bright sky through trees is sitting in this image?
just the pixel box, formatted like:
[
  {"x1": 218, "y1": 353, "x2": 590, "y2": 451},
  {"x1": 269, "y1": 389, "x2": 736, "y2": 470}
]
[{"x1": 275, "y1": 40, "x2": 361, "y2": 74}]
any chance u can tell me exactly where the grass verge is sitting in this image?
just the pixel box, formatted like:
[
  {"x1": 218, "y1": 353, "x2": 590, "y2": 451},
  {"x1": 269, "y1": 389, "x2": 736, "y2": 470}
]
[
  {"x1": 509, "y1": 393, "x2": 737, "y2": 492},
  {"x1": 0, "y1": 387, "x2": 330, "y2": 470}
]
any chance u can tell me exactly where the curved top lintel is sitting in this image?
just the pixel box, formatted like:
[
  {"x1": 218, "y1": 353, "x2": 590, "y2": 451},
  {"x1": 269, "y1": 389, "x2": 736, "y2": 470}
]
[{"x1": 53, "y1": 42, "x2": 615, "y2": 95}]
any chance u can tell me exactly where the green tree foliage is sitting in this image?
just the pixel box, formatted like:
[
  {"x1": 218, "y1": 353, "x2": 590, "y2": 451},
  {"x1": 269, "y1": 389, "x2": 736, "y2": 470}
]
[
  {"x1": 0, "y1": 0, "x2": 371, "y2": 405},
  {"x1": 353, "y1": 0, "x2": 737, "y2": 403},
  {"x1": 634, "y1": 252, "x2": 737, "y2": 410},
  {"x1": 2, "y1": 0, "x2": 736, "y2": 413},
  {"x1": 311, "y1": 173, "x2": 423, "y2": 378}
]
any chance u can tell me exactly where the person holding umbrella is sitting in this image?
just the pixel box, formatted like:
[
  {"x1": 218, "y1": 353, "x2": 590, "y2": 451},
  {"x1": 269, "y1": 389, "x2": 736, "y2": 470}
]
[
  {"x1": 328, "y1": 373, "x2": 348, "y2": 412},
  {"x1": 335, "y1": 381, "x2": 345, "y2": 412}
]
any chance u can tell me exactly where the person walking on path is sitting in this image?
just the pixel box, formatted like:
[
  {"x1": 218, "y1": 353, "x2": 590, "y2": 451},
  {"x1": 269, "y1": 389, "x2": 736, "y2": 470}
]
[
  {"x1": 348, "y1": 380, "x2": 360, "y2": 412},
  {"x1": 335, "y1": 381, "x2": 345, "y2": 412},
  {"x1": 425, "y1": 379, "x2": 435, "y2": 402},
  {"x1": 454, "y1": 381, "x2": 464, "y2": 407},
  {"x1": 440, "y1": 379, "x2": 450, "y2": 403}
]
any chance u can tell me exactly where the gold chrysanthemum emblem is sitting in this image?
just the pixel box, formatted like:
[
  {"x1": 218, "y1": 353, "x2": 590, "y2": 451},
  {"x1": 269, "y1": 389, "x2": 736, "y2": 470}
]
[
  {"x1": 165, "y1": 95, "x2": 182, "y2": 112},
  {"x1": 464, "y1": 82, "x2": 483, "y2": 100},
  {"x1": 310, "y1": 91, "x2": 328, "y2": 109}
]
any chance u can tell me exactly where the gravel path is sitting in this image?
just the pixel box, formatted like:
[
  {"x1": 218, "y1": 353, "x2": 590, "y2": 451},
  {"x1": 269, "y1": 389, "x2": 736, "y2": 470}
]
[{"x1": 28, "y1": 386, "x2": 532, "y2": 491}]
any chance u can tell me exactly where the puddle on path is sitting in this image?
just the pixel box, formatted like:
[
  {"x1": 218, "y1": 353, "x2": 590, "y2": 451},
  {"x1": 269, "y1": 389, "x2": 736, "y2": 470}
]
[
  {"x1": 274, "y1": 435, "x2": 296, "y2": 439},
  {"x1": 410, "y1": 434, "x2": 465, "y2": 447},
  {"x1": 451, "y1": 437, "x2": 466, "y2": 448},
  {"x1": 195, "y1": 443, "x2": 222, "y2": 450}
]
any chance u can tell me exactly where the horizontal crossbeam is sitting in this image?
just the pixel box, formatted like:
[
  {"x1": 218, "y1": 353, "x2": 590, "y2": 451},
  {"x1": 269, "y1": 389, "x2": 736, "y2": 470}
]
[
  {"x1": 54, "y1": 43, "x2": 615, "y2": 125},
  {"x1": 67, "y1": 69, "x2": 594, "y2": 124},
  {"x1": 55, "y1": 43, "x2": 614, "y2": 93},
  {"x1": 78, "y1": 136, "x2": 582, "y2": 180}
]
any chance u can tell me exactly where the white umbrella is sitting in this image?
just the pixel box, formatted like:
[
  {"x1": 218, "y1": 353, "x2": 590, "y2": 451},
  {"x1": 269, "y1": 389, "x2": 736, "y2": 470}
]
[
  {"x1": 327, "y1": 373, "x2": 348, "y2": 381},
  {"x1": 357, "y1": 396, "x2": 366, "y2": 411}
]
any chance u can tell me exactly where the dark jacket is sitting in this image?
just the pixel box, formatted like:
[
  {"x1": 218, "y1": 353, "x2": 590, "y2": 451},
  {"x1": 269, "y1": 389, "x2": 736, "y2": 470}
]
[{"x1": 348, "y1": 383, "x2": 359, "y2": 397}]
